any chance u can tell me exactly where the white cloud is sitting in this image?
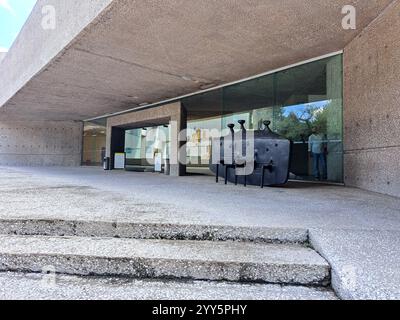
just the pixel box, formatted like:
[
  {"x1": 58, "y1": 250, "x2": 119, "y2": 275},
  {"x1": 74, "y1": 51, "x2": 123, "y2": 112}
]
[
  {"x1": 0, "y1": 47, "x2": 8, "y2": 52},
  {"x1": 0, "y1": 0, "x2": 16, "y2": 16}
]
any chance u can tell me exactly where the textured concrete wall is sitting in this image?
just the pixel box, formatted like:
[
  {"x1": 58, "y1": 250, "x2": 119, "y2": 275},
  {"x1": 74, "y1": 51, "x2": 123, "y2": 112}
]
[
  {"x1": 0, "y1": 121, "x2": 83, "y2": 166},
  {"x1": 0, "y1": 0, "x2": 112, "y2": 110},
  {"x1": 343, "y1": 1, "x2": 400, "y2": 197}
]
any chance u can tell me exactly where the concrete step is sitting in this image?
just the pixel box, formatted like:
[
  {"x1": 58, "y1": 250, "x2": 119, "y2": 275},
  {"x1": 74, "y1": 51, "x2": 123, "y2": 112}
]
[
  {"x1": 0, "y1": 219, "x2": 308, "y2": 244},
  {"x1": 0, "y1": 272, "x2": 337, "y2": 300},
  {"x1": 0, "y1": 235, "x2": 330, "y2": 286}
]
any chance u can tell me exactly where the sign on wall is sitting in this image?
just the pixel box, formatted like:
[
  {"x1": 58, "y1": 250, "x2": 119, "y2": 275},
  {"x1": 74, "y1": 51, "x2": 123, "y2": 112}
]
[
  {"x1": 114, "y1": 153, "x2": 125, "y2": 169},
  {"x1": 154, "y1": 153, "x2": 162, "y2": 172}
]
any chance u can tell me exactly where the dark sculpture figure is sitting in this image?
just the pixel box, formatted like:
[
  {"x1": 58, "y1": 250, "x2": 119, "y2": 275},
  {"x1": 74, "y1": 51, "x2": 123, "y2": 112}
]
[{"x1": 210, "y1": 120, "x2": 292, "y2": 187}]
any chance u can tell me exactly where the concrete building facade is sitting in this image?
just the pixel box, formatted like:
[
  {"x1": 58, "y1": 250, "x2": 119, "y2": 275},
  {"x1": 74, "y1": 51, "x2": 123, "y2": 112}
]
[
  {"x1": 0, "y1": 0, "x2": 399, "y2": 197},
  {"x1": 343, "y1": 1, "x2": 400, "y2": 197}
]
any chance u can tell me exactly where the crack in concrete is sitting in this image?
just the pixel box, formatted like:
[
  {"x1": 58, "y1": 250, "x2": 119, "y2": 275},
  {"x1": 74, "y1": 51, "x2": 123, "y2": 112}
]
[{"x1": 73, "y1": 47, "x2": 211, "y2": 84}]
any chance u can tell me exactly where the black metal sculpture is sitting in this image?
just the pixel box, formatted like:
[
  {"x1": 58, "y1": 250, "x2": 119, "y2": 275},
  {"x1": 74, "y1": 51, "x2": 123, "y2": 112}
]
[{"x1": 210, "y1": 120, "x2": 292, "y2": 187}]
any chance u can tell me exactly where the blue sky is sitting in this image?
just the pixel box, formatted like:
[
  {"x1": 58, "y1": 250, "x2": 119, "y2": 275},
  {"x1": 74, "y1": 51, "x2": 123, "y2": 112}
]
[
  {"x1": 282, "y1": 100, "x2": 329, "y2": 119},
  {"x1": 0, "y1": 0, "x2": 37, "y2": 51}
]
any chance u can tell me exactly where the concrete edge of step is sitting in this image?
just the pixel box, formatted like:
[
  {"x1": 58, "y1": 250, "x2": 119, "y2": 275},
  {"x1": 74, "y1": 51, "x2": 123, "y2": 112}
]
[
  {"x1": 0, "y1": 218, "x2": 309, "y2": 244},
  {"x1": 0, "y1": 251, "x2": 331, "y2": 287},
  {"x1": 0, "y1": 271, "x2": 339, "y2": 300},
  {"x1": 308, "y1": 229, "x2": 344, "y2": 300}
]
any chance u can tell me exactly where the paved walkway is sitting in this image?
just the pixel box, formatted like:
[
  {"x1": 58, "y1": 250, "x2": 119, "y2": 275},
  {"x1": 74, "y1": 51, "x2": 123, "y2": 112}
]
[{"x1": 1, "y1": 166, "x2": 399, "y2": 299}]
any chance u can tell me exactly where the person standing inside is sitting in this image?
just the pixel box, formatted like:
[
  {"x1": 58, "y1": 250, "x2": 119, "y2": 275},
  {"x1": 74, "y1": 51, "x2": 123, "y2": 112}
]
[{"x1": 308, "y1": 127, "x2": 328, "y2": 180}]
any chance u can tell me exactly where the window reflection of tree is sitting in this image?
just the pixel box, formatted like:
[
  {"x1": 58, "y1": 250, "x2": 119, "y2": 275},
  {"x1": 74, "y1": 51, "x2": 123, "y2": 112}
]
[{"x1": 275, "y1": 102, "x2": 330, "y2": 142}]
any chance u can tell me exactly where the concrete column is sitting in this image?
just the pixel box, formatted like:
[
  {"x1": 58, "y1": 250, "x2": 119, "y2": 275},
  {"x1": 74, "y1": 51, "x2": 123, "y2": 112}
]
[
  {"x1": 169, "y1": 103, "x2": 187, "y2": 176},
  {"x1": 105, "y1": 123, "x2": 112, "y2": 158}
]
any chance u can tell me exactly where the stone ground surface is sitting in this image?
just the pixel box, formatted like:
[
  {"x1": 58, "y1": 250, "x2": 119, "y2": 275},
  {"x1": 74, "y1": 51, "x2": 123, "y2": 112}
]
[
  {"x1": 310, "y1": 229, "x2": 400, "y2": 300},
  {"x1": 0, "y1": 272, "x2": 337, "y2": 300},
  {"x1": 0, "y1": 166, "x2": 400, "y2": 299}
]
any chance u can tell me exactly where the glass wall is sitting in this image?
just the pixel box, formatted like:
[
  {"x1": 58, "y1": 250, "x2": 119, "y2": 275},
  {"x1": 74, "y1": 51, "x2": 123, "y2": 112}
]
[
  {"x1": 125, "y1": 125, "x2": 170, "y2": 171},
  {"x1": 82, "y1": 120, "x2": 107, "y2": 166},
  {"x1": 183, "y1": 54, "x2": 343, "y2": 182},
  {"x1": 184, "y1": 89, "x2": 223, "y2": 172},
  {"x1": 187, "y1": 117, "x2": 222, "y2": 167}
]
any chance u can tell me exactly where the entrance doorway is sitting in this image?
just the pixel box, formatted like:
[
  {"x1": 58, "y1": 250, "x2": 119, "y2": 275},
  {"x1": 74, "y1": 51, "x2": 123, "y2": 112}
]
[
  {"x1": 124, "y1": 124, "x2": 170, "y2": 173},
  {"x1": 82, "y1": 120, "x2": 107, "y2": 166}
]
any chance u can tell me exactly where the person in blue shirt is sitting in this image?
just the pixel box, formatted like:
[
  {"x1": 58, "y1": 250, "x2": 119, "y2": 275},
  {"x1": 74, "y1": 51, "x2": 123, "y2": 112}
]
[{"x1": 308, "y1": 127, "x2": 328, "y2": 180}]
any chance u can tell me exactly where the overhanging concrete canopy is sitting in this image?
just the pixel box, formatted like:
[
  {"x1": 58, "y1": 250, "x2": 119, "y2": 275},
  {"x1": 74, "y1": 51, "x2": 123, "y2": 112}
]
[{"x1": 0, "y1": 0, "x2": 394, "y2": 121}]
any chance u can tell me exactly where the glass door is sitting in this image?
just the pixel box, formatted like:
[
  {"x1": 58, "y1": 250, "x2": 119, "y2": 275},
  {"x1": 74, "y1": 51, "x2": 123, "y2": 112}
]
[{"x1": 125, "y1": 125, "x2": 170, "y2": 172}]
